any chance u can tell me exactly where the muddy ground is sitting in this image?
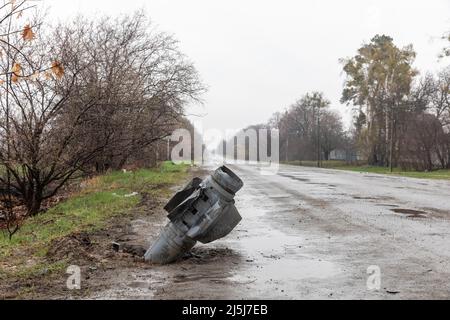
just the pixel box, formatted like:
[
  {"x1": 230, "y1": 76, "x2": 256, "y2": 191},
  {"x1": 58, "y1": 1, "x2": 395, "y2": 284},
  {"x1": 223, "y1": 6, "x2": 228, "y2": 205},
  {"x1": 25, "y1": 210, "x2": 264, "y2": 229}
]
[{"x1": 4, "y1": 163, "x2": 450, "y2": 299}]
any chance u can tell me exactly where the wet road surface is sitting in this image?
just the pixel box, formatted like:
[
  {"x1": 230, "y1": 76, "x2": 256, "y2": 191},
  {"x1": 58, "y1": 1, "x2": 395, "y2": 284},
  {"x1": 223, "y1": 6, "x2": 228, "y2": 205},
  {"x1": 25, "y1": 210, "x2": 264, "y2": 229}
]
[{"x1": 92, "y1": 164, "x2": 450, "y2": 299}]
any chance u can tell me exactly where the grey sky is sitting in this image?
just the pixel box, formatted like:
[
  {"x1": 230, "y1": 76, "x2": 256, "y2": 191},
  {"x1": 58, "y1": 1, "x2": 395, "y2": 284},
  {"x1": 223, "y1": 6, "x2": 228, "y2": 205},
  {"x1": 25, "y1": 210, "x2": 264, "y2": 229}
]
[{"x1": 44, "y1": 0, "x2": 450, "y2": 132}]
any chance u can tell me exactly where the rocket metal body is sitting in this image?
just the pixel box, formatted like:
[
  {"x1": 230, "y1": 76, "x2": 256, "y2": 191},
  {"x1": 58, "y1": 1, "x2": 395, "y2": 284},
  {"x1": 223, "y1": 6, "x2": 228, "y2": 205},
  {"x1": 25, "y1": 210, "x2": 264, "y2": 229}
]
[{"x1": 145, "y1": 166, "x2": 244, "y2": 264}]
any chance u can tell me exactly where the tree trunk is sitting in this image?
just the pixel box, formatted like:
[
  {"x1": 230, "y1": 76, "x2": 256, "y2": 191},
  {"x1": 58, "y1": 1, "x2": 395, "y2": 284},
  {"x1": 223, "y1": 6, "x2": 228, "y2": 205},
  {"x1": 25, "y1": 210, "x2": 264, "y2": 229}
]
[
  {"x1": 26, "y1": 188, "x2": 43, "y2": 217},
  {"x1": 425, "y1": 149, "x2": 433, "y2": 172},
  {"x1": 436, "y1": 147, "x2": 446, "y2": 169},
  {"x1": 389, "y1": 115, "x2": 395, "y2": 173},
  {"x1": 447, "y1": 148, "x2": 450, "y2": 169}
]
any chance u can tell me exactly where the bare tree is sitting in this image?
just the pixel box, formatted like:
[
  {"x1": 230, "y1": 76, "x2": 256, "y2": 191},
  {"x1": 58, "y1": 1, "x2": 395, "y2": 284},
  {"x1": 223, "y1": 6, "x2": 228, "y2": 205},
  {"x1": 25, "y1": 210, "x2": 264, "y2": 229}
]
[
  {"x1": 54, "y1": 12, "x2": 205, "y2": 173},
  {"x1": 405, "y1": 69, "x2": 450, "y2": 169},
  {"x1": 0, "y1": 15, "x2": 107, "y2": 216},
  {"x1": 400, "y1": 113, "x2": 448, "y2": 171},
  {"x1": 0, "y1": 0, "x2": 44, "y2": 236},
  {"x1": 276, "y1": 92, "x2": 345, "y2": 164},
  {"x1": 320, "y1": 111, "x2": 345, "y2": 161}
]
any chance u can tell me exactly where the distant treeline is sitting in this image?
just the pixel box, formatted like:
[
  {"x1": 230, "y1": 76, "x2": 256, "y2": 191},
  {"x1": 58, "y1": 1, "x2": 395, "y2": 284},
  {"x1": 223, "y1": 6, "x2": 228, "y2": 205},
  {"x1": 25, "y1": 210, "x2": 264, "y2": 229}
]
[{"x1": 229, "y1": 34, "x2": 450, "y2": 172}]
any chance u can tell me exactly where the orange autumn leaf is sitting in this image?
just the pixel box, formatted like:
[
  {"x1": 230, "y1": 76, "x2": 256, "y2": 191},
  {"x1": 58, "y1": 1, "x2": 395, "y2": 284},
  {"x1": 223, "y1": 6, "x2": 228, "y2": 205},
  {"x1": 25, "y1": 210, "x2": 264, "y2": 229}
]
[
  {"x1": 11, "y1": 62, "x2": 21, "y2": 83},
  {"x1": 22, "y1": 24, "x2": 35, "y2": 41},
  {"x1": 12, "y1": 62, "x2": 21, "y2": 73},
  {"x1": 51, "y1": 61, "x2": 64, "y2": 78}
]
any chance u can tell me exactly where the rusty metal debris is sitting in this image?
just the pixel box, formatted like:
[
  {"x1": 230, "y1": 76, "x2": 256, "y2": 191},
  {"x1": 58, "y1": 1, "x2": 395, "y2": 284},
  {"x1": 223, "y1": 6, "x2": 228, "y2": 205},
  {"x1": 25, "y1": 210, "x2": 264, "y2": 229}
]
[{"x1": 145, "y1": 166, "x2": 244, "y2": 264}]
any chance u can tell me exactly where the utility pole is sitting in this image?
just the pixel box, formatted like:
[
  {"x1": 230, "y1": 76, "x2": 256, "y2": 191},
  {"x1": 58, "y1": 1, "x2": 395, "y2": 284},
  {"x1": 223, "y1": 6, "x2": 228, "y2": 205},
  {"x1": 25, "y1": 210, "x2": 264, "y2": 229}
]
[
  {"x1": 389, "y1": 108, "x2": 395, "y2": 173},
  {"x1": 156, "y1": 143, "x2": 159, "y2": 162},
  {"x1": 202, "y1": 144, "x2": 205, "y2": 165},
  {"x1": 286, "y1": 135, "x2": 289, "y2": 162},
  {"x1": 317, "y1": 105, "x2": 321, "y2": 168}
]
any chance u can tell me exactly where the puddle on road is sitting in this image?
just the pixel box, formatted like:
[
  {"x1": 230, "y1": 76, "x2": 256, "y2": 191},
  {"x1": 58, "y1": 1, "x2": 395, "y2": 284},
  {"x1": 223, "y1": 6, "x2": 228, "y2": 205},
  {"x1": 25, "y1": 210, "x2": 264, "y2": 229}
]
[
  {"x1": 268, "y1": 195, "x2": 292, "y2": 200},
  {"x1": 235, "y1": 228, "x2": 303, "y2": 253},
  {"x1": 391, "y1": 208, "x2": 428, "y2": 218},
  {"x1": 129, "y1": 281, "x2": 151, "y2": 289},
  {"x1": 375, "y1": 204, "x2": 399, "y2": 208},
  {"x1": 279, "y1": 173, "x2": 310, "y2": 182},
  {"x1": 353, "y1": 196, "x2": 378, "y2": 200},
  {"x1": 228, "y1": 257, "x2": 339, "y2": 284},
  {"x1": 226, "y1": 199, "x2": 342, "y2": 290},
  {"x1": 353, "y1": 195, "x2": 396, "y2": 201}
]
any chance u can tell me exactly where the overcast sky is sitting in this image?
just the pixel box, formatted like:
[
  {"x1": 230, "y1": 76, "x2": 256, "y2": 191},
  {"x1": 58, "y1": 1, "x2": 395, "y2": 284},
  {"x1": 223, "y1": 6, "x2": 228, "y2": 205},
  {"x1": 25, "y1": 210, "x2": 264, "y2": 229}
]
[{"x1": 44, "y1": 0, "x2": 450, "y2": 133}]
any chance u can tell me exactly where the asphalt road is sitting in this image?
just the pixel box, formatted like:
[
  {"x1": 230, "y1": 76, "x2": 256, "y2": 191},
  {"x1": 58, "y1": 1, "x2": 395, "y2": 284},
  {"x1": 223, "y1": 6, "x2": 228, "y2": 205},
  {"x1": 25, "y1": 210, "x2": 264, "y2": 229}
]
[{"x1": 93, "y1": 163, "x2": 450, "y2": 300}]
